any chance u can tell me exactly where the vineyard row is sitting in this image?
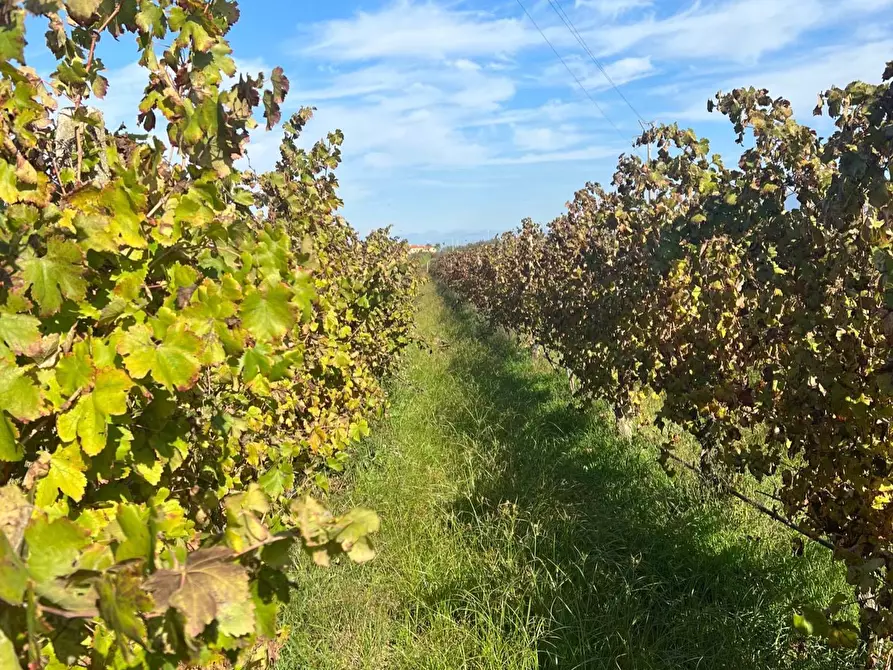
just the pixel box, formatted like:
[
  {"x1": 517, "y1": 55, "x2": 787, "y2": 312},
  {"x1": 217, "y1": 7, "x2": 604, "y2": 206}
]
[
  {"x1": 0, "y1": 2, "x2": 418, "y2": 668},
  {"x1": 432, "y1": 62, "x2": 893, "y2": 649}
]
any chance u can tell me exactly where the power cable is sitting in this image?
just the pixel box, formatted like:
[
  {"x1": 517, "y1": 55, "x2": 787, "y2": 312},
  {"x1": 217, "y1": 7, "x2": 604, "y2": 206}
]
[
  {"x1": 514, "y1": 0, "x2": 630, "y2": 145},
  {"x1": 546, "y1": 0, "x2": 650, "y2": 127}
]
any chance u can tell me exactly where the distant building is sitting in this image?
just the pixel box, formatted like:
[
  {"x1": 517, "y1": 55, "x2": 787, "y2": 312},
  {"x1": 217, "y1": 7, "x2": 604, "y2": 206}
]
[{"x1": 408, "y1": 244, "x2": 437, "y2": 255}]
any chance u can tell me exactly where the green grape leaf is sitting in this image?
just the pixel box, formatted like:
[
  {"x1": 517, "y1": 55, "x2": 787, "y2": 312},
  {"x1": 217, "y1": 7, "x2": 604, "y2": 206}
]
[
  {"x1": 145, "y1": 546, "x2": 256, "y2": 638},
  {"x1": 16, "y1": 239, "x2": 87, "y2": 316},
  {"x1": 258, "y1": 463, "x2": 294, "y2": 499},
  {"x1": 240, "y1": 345, "x2": 273, "y2": 382},
  {"x1": 259, "y1": 538, "x2": 293, "y2": 569},
  {"x1": 57, "y1": 369, "x2": 133, "y2": 456},
  {"x1": 0, "y1": 366, "x2": 43, "y2": 422},
  {"x1": 24, "y1": 515, "x2": 90, "y2": 583},
  {"x1": 0, "y1": 412, "x2": 22, "y2": 462},
  {"x1": 119, "y1": 324, "x2": 203, "y2": 391},
  {"x1": 114, "y1": 503, "x2": 151, "y2": 563},
  {"x1": 135, "y1": 5, "x2": 165, "y2": 37},
  {"x1": 0, "y1": 313, "x2": 41, "y2": 356},
  {"x1": 36, "y1": 577, "x2": 98, "y2": 614},
  {"x1": 0, "y1": 5, "x2": 25, "y2": 62},
  {"x1": 97, "y1": 569, "x2": 152, "y2": 644},
  {"x1": 0, "y1": 530, "x2": 28, "y2": 606},
  {"x1": 251, "y1": 582, "x2": 279, "y2": 639},
  {"x1": 240, "y1": 283, "x2": 296, "y2": 342},
  {"x1": 0, "y1": 628, "x2": 21, "y2": 670}
]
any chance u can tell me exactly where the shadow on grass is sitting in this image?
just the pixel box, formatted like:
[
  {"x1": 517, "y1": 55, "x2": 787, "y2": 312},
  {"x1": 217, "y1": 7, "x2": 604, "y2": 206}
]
[{"x1": 427, "y1": 289, "x2": 858, "y2": 670}]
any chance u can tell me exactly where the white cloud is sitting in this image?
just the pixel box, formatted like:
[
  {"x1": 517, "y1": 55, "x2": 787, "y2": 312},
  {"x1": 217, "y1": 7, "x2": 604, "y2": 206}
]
[
  {"x1": 453, "y1": 59, "x2": 482, "y2": 72},
  {"x1": 465, "y1": 99, "x2": 608, "y2": 128},
  {"x1": 301, "y1": 0, "x2": 540, "y2": 61},
  {"x1": 670, "y1": 38, "x2": 893, "y2": 122},
  {"x1": 278, "y1": 0, "x2": 892, "y2": 184},
  {"x1": 601, "y1": 56, "x2": 653, "y2": 84},
  {"x1": 543, "y1": 55, "x2": 654, "y2": 92},
  {"x1": 575, "y1": 0, "x2": 892, "y2": 62},
  {"x1": 285, "y1": 59, "x2": 522, "y2": 170},
  {"x1": 512, "y1": 125, "x2": 585, "y2": 152},
  {"x1": 306, "y1": 98, "x2": 492, "y2": 170},
  {"x1": 574, "y1": 0, "x2": 652, "y2": 16},
  {"x1": 488, "y1": 144, "x2": 621, "y2": 165}
]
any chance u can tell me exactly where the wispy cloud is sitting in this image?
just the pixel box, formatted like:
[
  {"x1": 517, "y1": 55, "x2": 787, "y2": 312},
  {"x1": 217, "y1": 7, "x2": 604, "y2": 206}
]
[
  {"x1": 668, "y1": 38, "x2": 893, "y2": 122},
  {"x1": 300, "y1": 0, "x2": 540, "y2": 61},
  {"x1": 574, "y1": 0, "x2": 652, "y2": 17},
  {"x1": 178, "y1": 0, "x2": 893, "y2": 237},
  {"x1": 572, "y1": 0, "x2": 892, "y2": 62},
  {"x1": 271, "y1": 0, "x2": 892, "y2": 222}
]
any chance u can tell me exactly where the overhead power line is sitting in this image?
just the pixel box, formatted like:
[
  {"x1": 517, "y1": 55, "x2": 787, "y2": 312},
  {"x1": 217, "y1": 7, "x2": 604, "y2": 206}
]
[
  {"x1": 513, "y1": 0, "x2": 629, "y2": 145},
  {"x1": 546, "y1": 0, "x2": 650, "y2": 127}
]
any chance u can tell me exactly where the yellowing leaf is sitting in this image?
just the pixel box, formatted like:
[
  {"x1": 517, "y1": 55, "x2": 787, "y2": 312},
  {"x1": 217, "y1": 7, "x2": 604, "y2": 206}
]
[
  {"x1": 0, "y1": 366, "x2": 43, "y2": 422},
  {"x1": 65, "y1": 0, "x2": 102, "y2": 23},
  {"x1": 0, "y1": 628, "x2": 21, "y2": 670},
  {"x1": 334, "y1": 508, "x2": 380, "y2": 564},
  {"x1": 57, "y1": 369, "x2": 133, "y2": 456},
  {"x1": 240, "y1": 284, "x2": 296, "y2": 342},
  {"x1": 0, "y1": 485, "x2": 29, "y2": 606},
  {"x1": 0, "y1": 484, "x2": 31, "y2": 553},
  {"x1": 224, "y1": 485, "x2": 270, "y2": 552},
  {"x1": 291, "y1": 497, "x2": 380, "y2": 566},
  {"x1": 0, "y1": 159, "x2": 18, "y2": 204},
  {"x1": 55, "y1": 342, "x2": 93, "y2": 396},
  {"x1": 0, "y1": 313, "x2": 41, "y2": 355},
  {"x1": 118, "y1": 324, "x2": 202, "y2": 391},
  {"x1": 134, "y1": 457, "x2": 164, "y2": 486},
  {"x1": 16, "y1": 239, "x2": 87, "y2": 316},
  {"x1": 35, "y1": 444, "x2": 88, "y2": 508},
  {"x1": 100, "y1": 184, "x2": 146, "y2": 249}
]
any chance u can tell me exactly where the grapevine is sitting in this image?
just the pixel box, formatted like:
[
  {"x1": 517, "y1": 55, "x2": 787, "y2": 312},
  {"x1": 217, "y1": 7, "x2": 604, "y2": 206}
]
[
  {"x1": 433, "y1": 62, "x2": 893, "y2": 649},
  {"x1": 0, "y1": 2, "x2": 418, "y2": 668}
]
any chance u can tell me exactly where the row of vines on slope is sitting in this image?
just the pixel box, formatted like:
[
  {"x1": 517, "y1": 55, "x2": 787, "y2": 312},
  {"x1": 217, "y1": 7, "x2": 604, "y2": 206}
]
[
  {"x1": 0, "y1": 1, "x2": 418, "y2": 668},
  {"x1": 432, "y1": 62, "x2": 893, "y2": 650}
]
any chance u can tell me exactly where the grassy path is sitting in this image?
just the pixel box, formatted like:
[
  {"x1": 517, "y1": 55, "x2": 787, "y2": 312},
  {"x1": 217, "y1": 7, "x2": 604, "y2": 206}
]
[{"x1": 277, "y1": 282, "x2": 857, "y2": 670}]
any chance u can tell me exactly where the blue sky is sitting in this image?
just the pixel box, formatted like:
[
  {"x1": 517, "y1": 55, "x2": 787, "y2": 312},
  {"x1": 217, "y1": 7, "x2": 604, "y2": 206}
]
[{"x1": 24, "y1": 0, "x2": 893, "y2": 243}]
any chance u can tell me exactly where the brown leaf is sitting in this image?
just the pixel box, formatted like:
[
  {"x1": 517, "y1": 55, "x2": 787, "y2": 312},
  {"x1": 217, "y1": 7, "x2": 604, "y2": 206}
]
[{"x1": 144, "y1": 546, "x2": 255, "y2": 638}]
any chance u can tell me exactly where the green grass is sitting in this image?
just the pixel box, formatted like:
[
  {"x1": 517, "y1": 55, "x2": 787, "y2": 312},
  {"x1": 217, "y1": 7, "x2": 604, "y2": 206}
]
[{"x1": 276, "y1": 281, "x2": 860, "y2": 670}]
